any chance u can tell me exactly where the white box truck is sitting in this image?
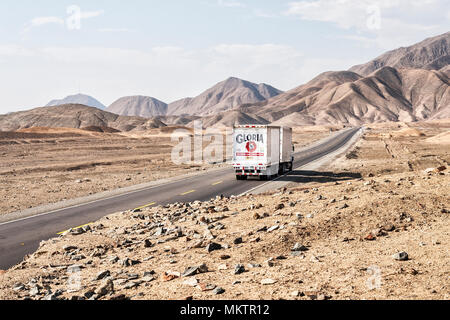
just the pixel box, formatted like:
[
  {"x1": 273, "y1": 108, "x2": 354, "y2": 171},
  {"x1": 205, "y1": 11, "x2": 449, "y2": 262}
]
[{"x1": 232, "y1": 125, "x2": 294, "y2": 180}]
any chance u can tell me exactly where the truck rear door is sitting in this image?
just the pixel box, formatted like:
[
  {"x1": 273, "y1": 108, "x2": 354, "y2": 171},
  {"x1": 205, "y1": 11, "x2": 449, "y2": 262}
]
[{"x1": 233, "y1": 127, "x2": 267, "y2": 167}]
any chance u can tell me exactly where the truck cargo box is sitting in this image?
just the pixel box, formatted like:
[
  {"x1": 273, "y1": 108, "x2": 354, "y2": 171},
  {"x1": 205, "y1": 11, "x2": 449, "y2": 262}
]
[
  {"x1": 280, "y1": 127, "x2": 293, "y2": 164},
  {"x1": 232, "y1": 125, "x2": 293, "y2": 180}
]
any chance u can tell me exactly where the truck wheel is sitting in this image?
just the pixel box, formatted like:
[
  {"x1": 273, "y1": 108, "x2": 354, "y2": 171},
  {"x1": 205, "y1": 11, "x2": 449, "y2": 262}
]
[
  {"x1": 278, "y1": 164, "x2": 284, "y2": 175},
  {"x1": 260, "y1": 175, "x2": 267, "y2": 181}
]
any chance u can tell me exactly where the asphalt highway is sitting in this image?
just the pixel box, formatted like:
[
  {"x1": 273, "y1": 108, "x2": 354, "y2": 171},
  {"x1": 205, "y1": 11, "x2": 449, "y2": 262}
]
[{"x1": 0, "y1": 127, "x2": 360, "y2": 270}]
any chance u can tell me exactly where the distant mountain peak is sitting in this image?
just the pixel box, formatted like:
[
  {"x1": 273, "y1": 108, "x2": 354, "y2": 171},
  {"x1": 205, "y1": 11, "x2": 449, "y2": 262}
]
[
  {"x1": 106, "y1": 96, "x2": 168, "y2": 118},
  {"x1": 46, "y1": 94, "x2": 106, "y2": 110},
  {"x1": 349, "y1": 32, "x2": 450, "y2": 76},
  {"x1": 167, "y1": 77, "x2": 283, "y2": 116}
]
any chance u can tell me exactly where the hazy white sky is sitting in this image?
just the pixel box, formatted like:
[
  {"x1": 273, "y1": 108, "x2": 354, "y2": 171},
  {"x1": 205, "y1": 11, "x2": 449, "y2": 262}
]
[{"x1": 0, "y1": 0, "x2": 449, "y2": 113}]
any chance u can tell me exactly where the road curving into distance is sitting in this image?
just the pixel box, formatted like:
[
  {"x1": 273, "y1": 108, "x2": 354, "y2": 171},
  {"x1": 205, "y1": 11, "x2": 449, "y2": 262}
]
[{"x1": 0, "y1": 127, "x2": 361, "y2": 270}]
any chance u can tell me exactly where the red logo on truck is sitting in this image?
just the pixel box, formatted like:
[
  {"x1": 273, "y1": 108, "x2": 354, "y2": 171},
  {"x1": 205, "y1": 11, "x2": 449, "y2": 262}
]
[{"x1": 246, "y1": 141, "x2": 257, "y2": 152}]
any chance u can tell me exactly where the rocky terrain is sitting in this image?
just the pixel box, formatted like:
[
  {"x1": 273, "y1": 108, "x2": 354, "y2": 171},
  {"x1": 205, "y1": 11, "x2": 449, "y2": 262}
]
[
  {"x1": 0, "y1": 122, "x2": 448, "y2": 300},
  {"x1": 238, "y1": 66, "x2": 450, "y2": 126},
  {"x1": 46, "y1": 94, "x2": 106, "y2": 110},
  {"x1": 0, "y1": 105, "x2": 167, "y2": 132},
  {"x1": 349, "y1": 32, "x2": 449, "y2": 76},
  {"x1": 231, "y1": 32, "x2": 450, "y2": 127},
  {"x1": 107, "y1": 96, "x2": 168, "y2": 118}
]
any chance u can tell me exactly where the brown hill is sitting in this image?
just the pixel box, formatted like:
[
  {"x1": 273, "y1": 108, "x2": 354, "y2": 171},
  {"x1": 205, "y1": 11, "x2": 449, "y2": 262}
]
[
  {"x1": 426, "y1": 130, "x2": 450, "y2": 144},
  {"x1": 0, "y1": 105, "x2": 167, "y2": 132},
  {"x1": 167, "y1": 77, "x2": 283, "y2": 116},
  {"x1": 196, "y1": 110, "x2": 270, "y2": 128},
  {"x1": 238, "y1": 67, "x2": 449, "y2": 126},
  {"x1": 106, "y1": 96, "x2": 168, "y2": 118},
  {"x1": 155, "y1": 115, "x2": 201, "y2": 126},
  {"x1": 349, "y1": 32, "x2": 449, "y2": 76},
  {"x1": 239, "y1": 33, "x2": 450, "y2": 126}
]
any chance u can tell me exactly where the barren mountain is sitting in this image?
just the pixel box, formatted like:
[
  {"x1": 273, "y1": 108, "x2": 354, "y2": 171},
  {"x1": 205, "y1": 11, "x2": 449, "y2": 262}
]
[
  {"x1": 155, "y1": 115, "x2": 201, "y2": 126},
  {"x1": 167, "y1": 77, "x2": 283, "y2": 116},
  {"x1": 107, "y1": 96, "x2": 168, "y2": 118},
  {"x1": 440, "y1": 65, "x2": 450, "y2": 77},
  {"x1": 46, "y1": 94, "x2": 106, "y2": 110},
  {"x1": 0, "y1": 105, "x2": 167, "y2": 132},
  {"x1": 197, "y1": 110, "x2": 270, "y2": 128},
  {"x1": 239, "y1": 67, "x2": 449, "y2": 126},
  {"x1": 350, "y1": 32, "x2": 450, "y2": 76}
]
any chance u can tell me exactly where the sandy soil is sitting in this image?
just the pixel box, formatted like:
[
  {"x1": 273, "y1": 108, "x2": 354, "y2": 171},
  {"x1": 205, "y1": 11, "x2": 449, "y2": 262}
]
[
  {"x1": 0, "y1": 126, "x2": 331, "y2": 215},
  {"x1": 0, "y1": 122, "x2": 448, "y2": 300}
]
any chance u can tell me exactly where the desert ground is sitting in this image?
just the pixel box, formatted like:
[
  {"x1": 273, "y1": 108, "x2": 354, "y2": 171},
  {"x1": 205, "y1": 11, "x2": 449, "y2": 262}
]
[
  {"x1": 0, "y1": 121, "x2": 448, "y2": 300},
  {"x1": 0, "y1": 126, "x2": 334, "y2": 215}
]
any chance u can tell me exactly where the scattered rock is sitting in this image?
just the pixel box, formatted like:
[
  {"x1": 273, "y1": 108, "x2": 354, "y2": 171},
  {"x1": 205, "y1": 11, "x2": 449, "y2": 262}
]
[
  {"x1": 143, "y1": 239, "x2": 153, "y2": 248},
  {"x1": 63, "y1": 245, "x2": 78, "y2": 252},
  {"x1": 261, "y1": 279, "x2": 277, "y2": 285},
  {"x1": 393, "y1": 252, "x2": 409, "y2": 261},
  {"x1": 234, "y1": 264, "x2": 245, "y2": 275},
  {"x1": 213, "y1": 287, "x2": 225, "y2": 295},
  {"x1": 70, "y1": 228, "x2": 85, "y2": 235},
  {"x1": 67, "y1": 264, "x2": 84, "y2": 272},
  {"x1": 29, "y1": 284, "x2": 41, "y2": 297},
  {"x1": 206, "y1": 242, "x2": 222, "y2": 253},
  {"x1": 382, "y1": 223, "x2": 396, "y2": 232},
  {"x1": 162, "y1": 271, "x2": 181, "y2": 282},
  {"x1": 266, "y1": 258, "x2": 275, "y2": 267},
  {"x1": 123, "y1": 282, "x2": 140, "y2": 290},
  {"x1": 13, "y1": 283, "x2": 25, "y2": 292},
  {"x1": 233, "y1": 237, "x2": 243, "y2": 245},
  {"x1": 291, "y1": 290, "x2": 300, "y2": 297},
  {"x1": 43, "y1": 293, "x2": 60, "y2": 301},
  {"x1": 109, "y1": 256, "x2": 119, "y2": 264},
  {"x1": 292, "y1": 243, "x2": 309, "y2": 252},
  {"x1": 95, "y1": 279, "x2": 114, "y2": 297},
  {"x1": 95, "y1": 270, "x2": 110, "y2": 281},
  {"x1": 182, "y1": 264, "x2": 208, "y2": 277},
  {"x1": 197, "y1": 283, "x2": 216, "y2": 292},
  {"x1": 364, "y1": 233, "x2": 376, "y2": 241},
  {"x1": 183, "y1": 278, "x2": 198, "y2": 287}
]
